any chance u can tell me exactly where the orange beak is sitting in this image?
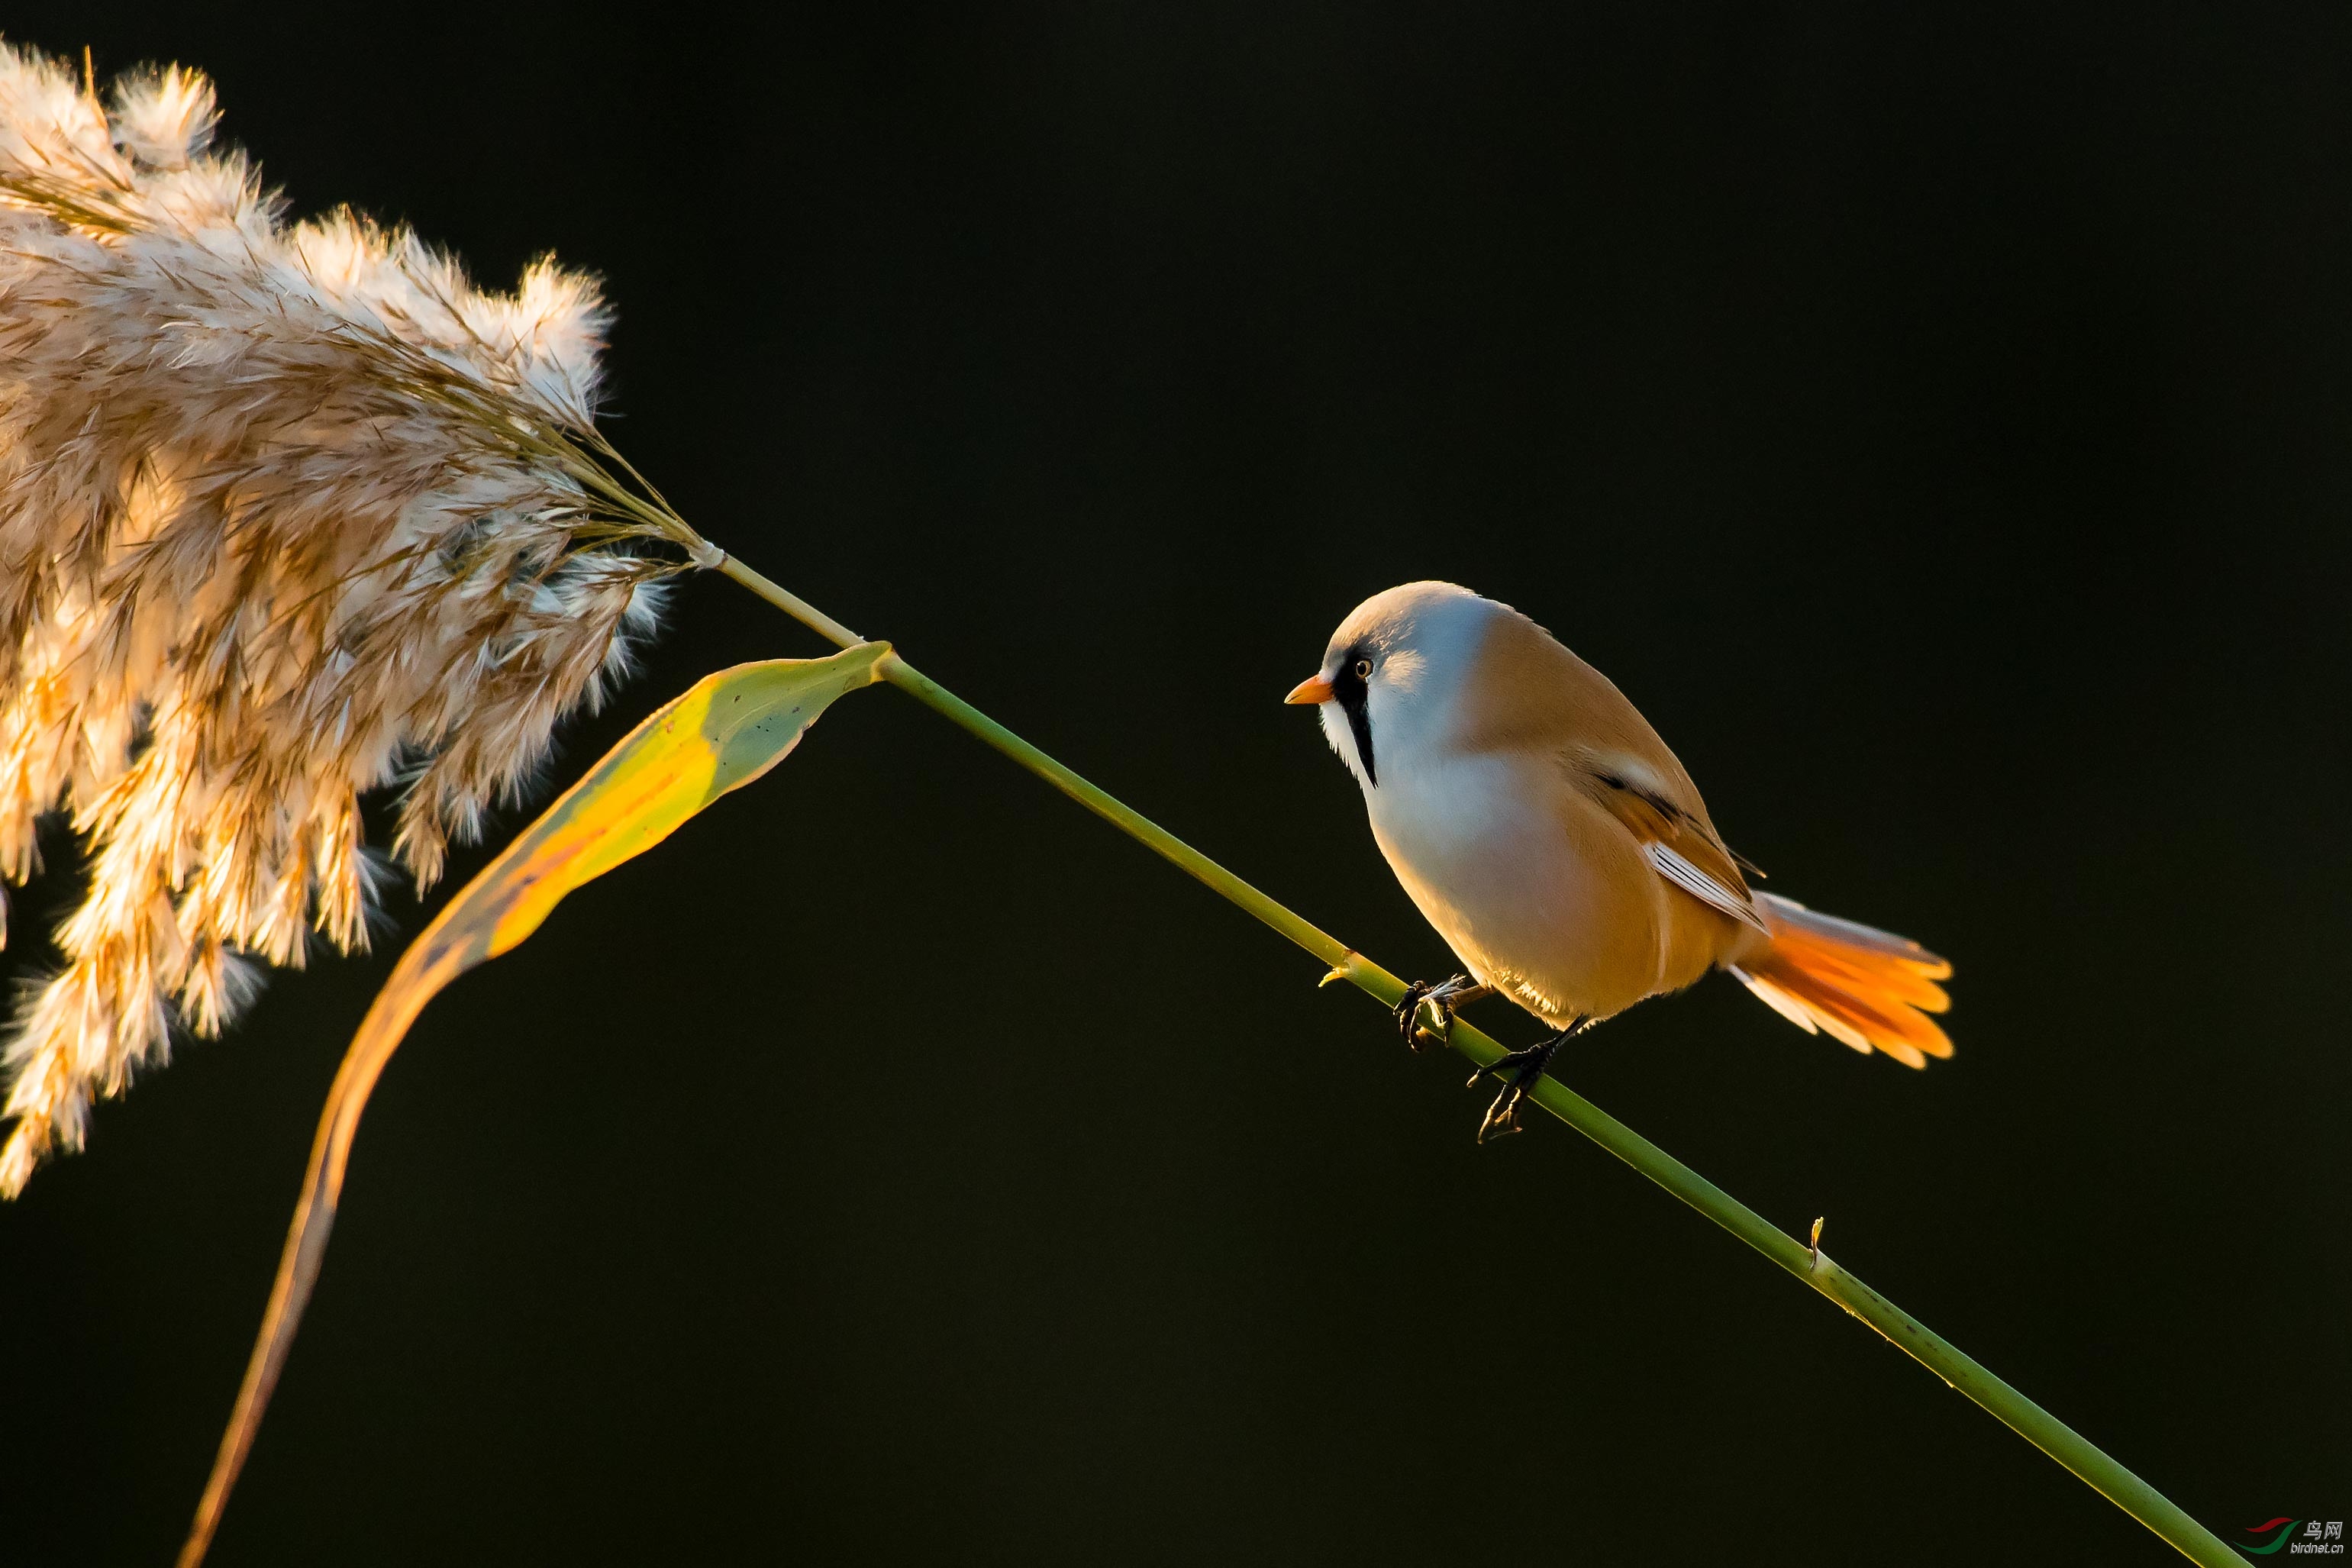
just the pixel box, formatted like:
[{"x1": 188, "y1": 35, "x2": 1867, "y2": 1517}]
[{"x1": 1284, "y1": 673, "x2": 1336, "y2": 705}]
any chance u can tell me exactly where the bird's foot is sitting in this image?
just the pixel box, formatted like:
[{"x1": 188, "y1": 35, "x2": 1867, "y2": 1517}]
[
  {"x1": 1466, "y1": 1020, "x2": 1589, "y2": 1142},
  {"x1": 1395, "y1": 975, "x2": 1492, "y2": 1051}
]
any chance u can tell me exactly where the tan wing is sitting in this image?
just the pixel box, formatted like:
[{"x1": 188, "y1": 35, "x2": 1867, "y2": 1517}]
[
  {"x1": 1575, "y1": 763, "x2": 1766, "y2": 933},
  {"x1": 1458, "y1": 604, "x2": 1766, "y2": 934}
]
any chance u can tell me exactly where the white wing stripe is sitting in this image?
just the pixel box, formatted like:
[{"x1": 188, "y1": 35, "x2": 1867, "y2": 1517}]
[{"x1": 1644, "y1": 841, "x2": 1768, "y2": 931}]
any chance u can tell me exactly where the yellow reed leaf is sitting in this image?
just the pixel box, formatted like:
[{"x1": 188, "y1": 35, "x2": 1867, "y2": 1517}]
[
  {"x1": 469, "y1": 641, "x2": 894, "y2": 958},
  {"x1": 180, "y1": 640, "x2": 892, "y2": 1568}
]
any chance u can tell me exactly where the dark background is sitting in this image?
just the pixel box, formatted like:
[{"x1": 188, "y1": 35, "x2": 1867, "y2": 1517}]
[{"x1": 5, "y1": 5, "x2": 2347, "y2": 1563}]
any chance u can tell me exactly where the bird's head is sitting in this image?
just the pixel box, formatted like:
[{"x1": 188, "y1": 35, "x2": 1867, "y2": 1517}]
[{"x1": 1285, "y1": 581, "x2": 1502, "y2": 789}]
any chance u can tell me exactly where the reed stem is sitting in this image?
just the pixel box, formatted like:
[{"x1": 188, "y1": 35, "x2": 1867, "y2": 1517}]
[{"x1": 713, "y1": 551, "x2": 2231, "y2": 1566}]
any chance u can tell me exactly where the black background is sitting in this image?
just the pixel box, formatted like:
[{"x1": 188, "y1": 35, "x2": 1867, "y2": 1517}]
[{"x1": 5, "y1": 6, "x2": 2347, "y2": 1564}]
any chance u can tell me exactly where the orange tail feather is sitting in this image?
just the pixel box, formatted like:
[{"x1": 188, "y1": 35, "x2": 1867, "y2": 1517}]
[{"x1": 1730, "y1": 893, "x2": 1953, "y2": 1068}]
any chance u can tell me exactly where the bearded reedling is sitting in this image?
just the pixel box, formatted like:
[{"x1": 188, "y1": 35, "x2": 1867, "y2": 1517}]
[
  {"x1": 1286, "y1": 582, "x2": 1952, "y2": 1139},
  {"x1": 0, "y1": 44, "x2": 708, "y2": 1193}
]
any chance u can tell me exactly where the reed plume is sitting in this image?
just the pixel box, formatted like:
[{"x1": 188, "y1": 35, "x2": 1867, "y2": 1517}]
[{"x1": 0, "y1": 45, "x2": 695, "y2": 1194}]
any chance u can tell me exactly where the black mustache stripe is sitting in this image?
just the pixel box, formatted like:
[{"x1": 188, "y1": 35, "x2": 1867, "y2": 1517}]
[{"x1": 1334, "y1": 643, "x2": 1376, "y2": 786}]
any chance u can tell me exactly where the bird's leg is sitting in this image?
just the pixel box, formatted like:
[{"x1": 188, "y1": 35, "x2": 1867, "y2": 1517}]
[
  {"x1": 1394, "y1": 974, "x2": 1493, "y2": 1050},
  {"x1": 1468, "y1": 1018, "x2": 1592, "y2": 1142}
]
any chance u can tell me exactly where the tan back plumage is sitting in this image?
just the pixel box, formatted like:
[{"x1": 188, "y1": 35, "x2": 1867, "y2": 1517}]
[{"x1": 1453, "y1": 602, "x2": 1953, "y2": 1063}]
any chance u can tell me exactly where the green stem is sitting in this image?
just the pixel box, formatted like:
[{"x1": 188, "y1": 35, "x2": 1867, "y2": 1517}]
[{"x1": 714, "y1": 552, "x2": 2231, "y2": 1566}]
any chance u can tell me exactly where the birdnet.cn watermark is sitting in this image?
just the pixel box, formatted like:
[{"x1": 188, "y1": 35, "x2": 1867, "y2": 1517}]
[{"x1": 2235, "y1": 1518, "x2": 2344, "y2": 1557}]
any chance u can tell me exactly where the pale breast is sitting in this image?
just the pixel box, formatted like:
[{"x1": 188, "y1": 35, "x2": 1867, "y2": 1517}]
[{"x1": 1366, "y1": 748, "x2": 1670, "y2": 1025}]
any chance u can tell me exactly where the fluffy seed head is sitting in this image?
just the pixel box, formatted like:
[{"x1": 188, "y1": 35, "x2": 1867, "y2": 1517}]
[{"x1": 0, "y1": 46, "x2": 698, "y2": 1193}]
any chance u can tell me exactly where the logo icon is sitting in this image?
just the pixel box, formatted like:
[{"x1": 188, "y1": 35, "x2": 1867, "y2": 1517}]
[{"x1": 2237, "y1": 1519, "x2": 2344, "y2": 1557}]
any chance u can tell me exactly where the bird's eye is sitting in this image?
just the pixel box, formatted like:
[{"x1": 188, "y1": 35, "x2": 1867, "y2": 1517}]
[{"x1": 1353, "y1": 658, "x2": 1373, "y2": 679}]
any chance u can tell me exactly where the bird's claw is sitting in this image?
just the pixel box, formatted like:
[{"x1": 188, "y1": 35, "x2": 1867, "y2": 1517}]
[
  {"x1": 1394, "y1": 973, "x2": 1487, "y2": 1052},
  {"x1": 1468, "y1": 1052, "x2": 1546, "y2": 1141},
  {"x1": 1466, "y1": 1024, "x2": 1585, "y2": 1144},
  {"x1": 1474, "y1": 1086, "x2": 1533, "y2": 1142},
  {"x1": 1395, "y1": 980, "x2": 1441, "y2": 1050}
]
